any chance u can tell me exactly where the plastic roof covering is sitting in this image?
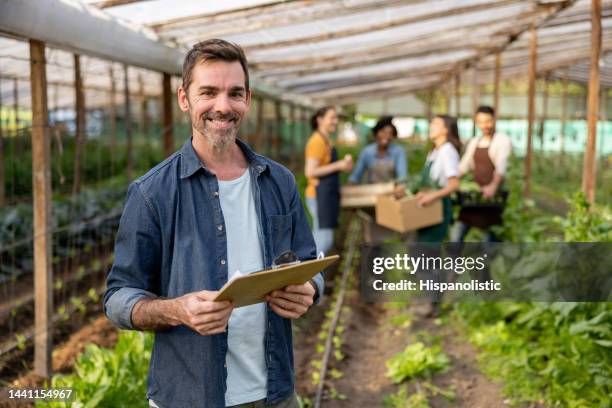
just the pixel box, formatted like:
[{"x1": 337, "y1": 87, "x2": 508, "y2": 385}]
[
  {"x1": 0, "y1": 0, "x2": 610, "y2": 109},
  {"x1": 475, "y1": 0, "x2": 612, "y2": 86},
  {"x1": 0, "y1": 37, "x2": 178, "y2": 110}
]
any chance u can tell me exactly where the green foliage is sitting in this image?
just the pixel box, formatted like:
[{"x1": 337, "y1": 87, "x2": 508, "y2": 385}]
[
  {"x1": 37, "y1": 331, "x2": 153, "y2": 408},
  {"x1": 386, "y1": 342, "x2": 450, "y2": 384},
  {"x1": 556, "y1": 192, "x2": 612, "y2": 242},
  {"x1": 383, "y1": 386, "x2": 430, "y2": 408},
  {"x1": 456, "y1": 302, "x2": 612, "y2": 407},
  {"x1": 455, "y1": 155, "x2": 612, "y2": 407},
  {"x1": 0, "y1": 183, "x2": 126, "y2": 282},
  {"x1": 491, "y1": 159, "x2": 555, "y2": 242},
  {"x1": 3, "y1": 131, "x2": 162, "y2": 199}
]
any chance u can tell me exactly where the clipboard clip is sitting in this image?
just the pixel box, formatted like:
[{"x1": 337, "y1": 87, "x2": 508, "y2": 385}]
[{"x1": 271, "y1": 250, "x2": 302, "y2": 269}]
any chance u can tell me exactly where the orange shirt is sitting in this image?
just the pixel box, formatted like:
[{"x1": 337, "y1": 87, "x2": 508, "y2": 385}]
[{"x1": 304, "y1": 132, "x2": 332, "y2": 198}]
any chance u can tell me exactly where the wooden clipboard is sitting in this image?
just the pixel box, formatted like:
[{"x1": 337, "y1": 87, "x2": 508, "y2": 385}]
[{"x1": 213, "y1": 255, "x2": 339, "y2": 308}]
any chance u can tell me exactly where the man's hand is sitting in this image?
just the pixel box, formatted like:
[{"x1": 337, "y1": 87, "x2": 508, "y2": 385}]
[
  {"x1": 266, "y1": 282, "x2": 316, "y2": 319},
  {"x1": 173, "y1": 290, "x2": 234, "y2": 336},
  {"x1": 481, "y1": 183, "x2": 498, "y2": 199}
]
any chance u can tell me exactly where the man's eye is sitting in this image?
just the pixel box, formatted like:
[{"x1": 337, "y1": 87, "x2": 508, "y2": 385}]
[
  {"x1": 201, "y1": 91, "x2": 215, "y2": 97},
  {"x1": 231, "y1": 92, "x2": 244, "y2": 98}
]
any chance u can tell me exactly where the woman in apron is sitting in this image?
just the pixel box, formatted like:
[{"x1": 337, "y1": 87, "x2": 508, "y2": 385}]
[
  {"x1": 414, "y1": 115, "x2": 461, "y2": 317},
  {"x1": 348, "y1": 116, "x2": 407, "y2": 242},
  {"x1": 416, "y1": 115, "x2": 461, "y2": 243},
  {"x1": 304, "y1": 106, "x2": 353, "y2": 255},
  {"x1": 349, "y1": 116, "x2": 407, "y2": 185}
]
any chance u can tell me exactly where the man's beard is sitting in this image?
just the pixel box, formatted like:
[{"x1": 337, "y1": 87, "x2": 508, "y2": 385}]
[{"x1": 193, "y1": 110, "x2": 241, "y2": 150}]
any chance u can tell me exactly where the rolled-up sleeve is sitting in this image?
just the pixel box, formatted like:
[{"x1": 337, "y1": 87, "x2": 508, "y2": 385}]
[
  {"x1": 104, "y1": 182, "x2": 162, "y2": 330},
  {"x1": 493, "y1": 135, "x2": 512, "y2": 177},
  {"x1": 459, "y1": 138, "x2": 476, "y2": 176}
]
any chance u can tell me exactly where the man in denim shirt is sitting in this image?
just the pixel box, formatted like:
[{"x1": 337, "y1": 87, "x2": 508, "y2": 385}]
[{"x1": 104, "y1": 39, "x2": 323, "y2": 408}]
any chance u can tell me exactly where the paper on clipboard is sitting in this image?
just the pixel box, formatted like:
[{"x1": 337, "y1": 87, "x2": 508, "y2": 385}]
[{"x1": 213, "y1": 255, "x2": 339, "y2": 308}]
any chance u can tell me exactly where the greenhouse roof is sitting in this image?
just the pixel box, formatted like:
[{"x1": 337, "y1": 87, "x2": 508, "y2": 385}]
[{"x1": 0, "y1": 0, "x2": 610, "y2": 108}]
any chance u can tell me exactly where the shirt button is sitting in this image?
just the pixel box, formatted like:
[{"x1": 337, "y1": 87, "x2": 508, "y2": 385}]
[
  {"x1": 224, "y1": 362, "x2": 227, "y2": 368},
  {"x1": 213, "y1": 191, "x2": 219, "y2": 197},
  {"x1": 217, "y1": 225, "x2": 223, "y2": 231},
  {"x1": 221, "y1": 259, "x2": 226, "y2": 265}
]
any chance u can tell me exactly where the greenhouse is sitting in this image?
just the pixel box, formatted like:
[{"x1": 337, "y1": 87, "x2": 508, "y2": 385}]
[{"x1": 0, "y1": 0, "x2": 610, "y2": 407}]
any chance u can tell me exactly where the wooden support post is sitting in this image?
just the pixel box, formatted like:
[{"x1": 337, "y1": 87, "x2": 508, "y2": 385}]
[
  {"x1": 425, "y1": 89, "x2": 433, "y2": 121},
  {"x1": 30, "y1": 39, "x2": 53, "y2": 379},
  {"x1": 290, "y1": 104, "x2": 297, "y2": 163},
  {"x1": 539, "y1": 74, "x2": 549, "y2": 153},
  {"x1": 162, "y1": 73, "x2": 173, "y2": 157},
  {"x1": 472, "y1": 67, "x2": 479, "y2": 136},
  {"x1": 581, "y1": 0, "x2": 601, "y2": 203},
  {"x1": 560, "y1": 72, "x2": 568, "y2": 159},
  {"x1": 139, "y1": 75, "x2": 149, "y2": 138},
  {"x1": 13, "y1": 77, "x2": 19, "y2": 136},
  {"x1": 445, "y1": 80, "x2": 451, "y2": 114},
  {"x1": 109, "y1": 66, "x2": 117, "y2": 152},
  {"x1": 494, "y1": 52, "x2": 501, "y2": 116},
  {"x1": 72, "y1": 54, "x2": 85, "y2": 195},
  {"x1": 454, "y1": 73, "x2": 461, "y2": 118},
  {"x1": 124, "y1": 64, "x2": 133, "y2": 181},
  {"x1": 254, "y1": 97, "x2": 264, "y2": 153},
  {"x1": 275, "y1": 100, "x2": 283, "y2": 159},
  {"x1": 524, "y1": 18, "x2": 537, "y2": 196},
  {"x1": 301, "y1": 107, "x2": 309, "y2": 154},
  {"x1": 0, "y1": 77, "x2": 4, "y2": 207}
]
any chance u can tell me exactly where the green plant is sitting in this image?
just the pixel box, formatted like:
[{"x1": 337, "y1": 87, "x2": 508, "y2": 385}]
[
  {"x1": 455, "y1": 301, "x2": 612, "y2": 407},
  {"x1": 386, "y1": 342, "x2": 450, "y2": 384},
  {"x1": 37, "y1": 331, "x2": 153, "y2": 408},
  {"x1": 383, "y1": 386, "x2": 430, "y2": 408},
  {"x1": 556, "y1": 192, "x2": 612, "y2": 242}
]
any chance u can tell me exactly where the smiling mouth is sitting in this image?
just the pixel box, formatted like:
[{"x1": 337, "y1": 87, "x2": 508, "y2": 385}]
[{"x1": 207, "y1": 118, "x2": 235, "y2": 129}]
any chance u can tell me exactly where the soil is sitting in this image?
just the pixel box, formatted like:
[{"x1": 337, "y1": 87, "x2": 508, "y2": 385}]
[
  {"x1": 296, "y1": 286, "x2": 523, "y2": 408},
  {"x1": 8, "y1": 315, "x2": 117, "y2": 389}
]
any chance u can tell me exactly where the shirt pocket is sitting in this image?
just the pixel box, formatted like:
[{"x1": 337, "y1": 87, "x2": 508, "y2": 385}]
[{"x1": 268, "y1": 214, "x2": 293, "y2": 259}]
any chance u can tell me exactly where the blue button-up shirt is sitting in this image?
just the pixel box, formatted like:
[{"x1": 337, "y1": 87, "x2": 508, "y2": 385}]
[
  {"x1": 348, "y1": 142, "x2": 407, "y2": 184},
  {"x1": 104, "y1": 137, "x2": 323, "y2": 408}
]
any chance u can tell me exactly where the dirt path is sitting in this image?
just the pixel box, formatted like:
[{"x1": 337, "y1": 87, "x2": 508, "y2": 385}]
[{"x1": 305, "y1": 289, "x2": 515, "y2": 408}]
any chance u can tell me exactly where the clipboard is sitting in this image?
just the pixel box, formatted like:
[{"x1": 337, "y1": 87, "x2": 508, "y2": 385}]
[{"x1": 213, "y1": 255, "x2": 339, "y2": 308}]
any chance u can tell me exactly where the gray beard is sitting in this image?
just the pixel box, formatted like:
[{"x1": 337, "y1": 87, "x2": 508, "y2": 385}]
[{"x1": 194, "y1": 118, "x2": 239, "y2": 151}]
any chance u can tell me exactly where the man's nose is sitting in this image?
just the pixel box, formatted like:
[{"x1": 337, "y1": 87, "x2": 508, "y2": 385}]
[{"x1": 213, "y1": 93, "x2": 232, "y2": 114}]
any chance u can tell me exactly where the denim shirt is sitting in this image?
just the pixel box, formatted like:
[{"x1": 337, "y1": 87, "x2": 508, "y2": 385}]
[
  {"x1": 348, "y1": 142, "x2": 407, "y2": 184},
  {"x1": 103, "y1": 137, "x2": 322, "y2": 408}
]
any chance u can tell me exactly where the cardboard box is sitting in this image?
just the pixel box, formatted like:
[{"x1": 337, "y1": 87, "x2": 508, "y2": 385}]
[
  {"x1": 340, "y1": 182, "x2": 395, "y2": 208},
  {"x1": 375, "y1": 194, "x2": 443, "y2": 233}
]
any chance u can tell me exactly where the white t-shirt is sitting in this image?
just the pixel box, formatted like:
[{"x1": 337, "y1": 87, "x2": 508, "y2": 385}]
[
  {"x1": 218, "y1": 169, "x2": 268, "y2": 407},
  {"x1": 426, "y1": 142, "x2": 460, "y2": 187}
]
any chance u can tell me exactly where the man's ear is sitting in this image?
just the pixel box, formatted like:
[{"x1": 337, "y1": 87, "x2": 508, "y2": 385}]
[
  {"x1": 177, "y1": 86, "x2": 190, "y2": 112},
  {"x1": 245, "y1": 90, "x2": 253, "y2": 110}
]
